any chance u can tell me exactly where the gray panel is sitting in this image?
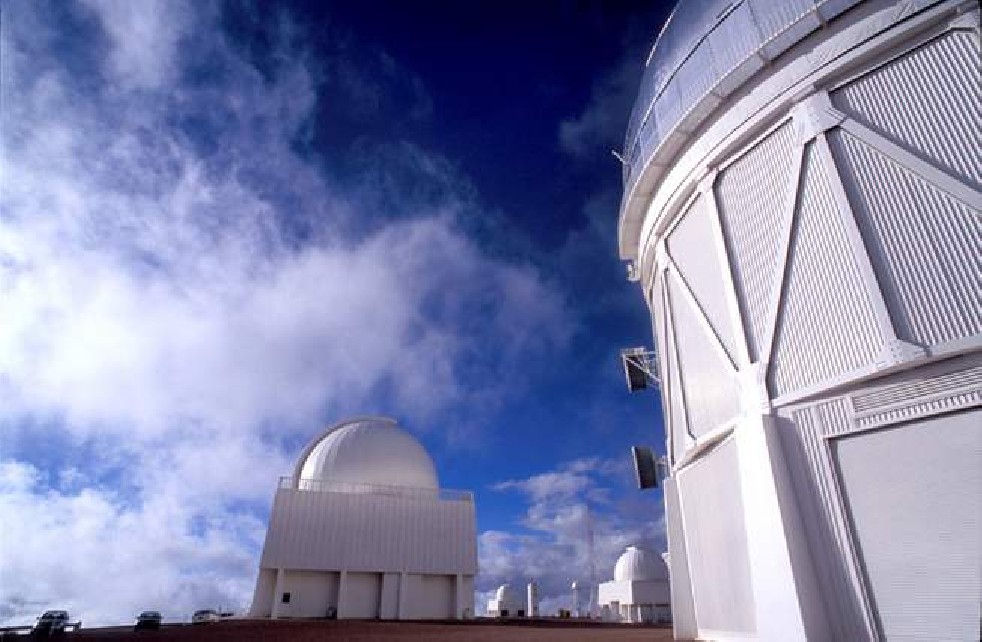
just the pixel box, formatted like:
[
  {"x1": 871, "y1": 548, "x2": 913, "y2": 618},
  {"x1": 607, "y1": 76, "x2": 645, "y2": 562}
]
[
  {"x1": 832, "y1": 30, "x2": 982, "y2": 190},
  {"x1": 768, "y1": 143, "x2": 882, "y2": 397},
  {"x1": 664, "y1": 477, "x2": 697, "y2": 639},
  {"x1": 833, "y1": 410, "x2": 982, "y2": 641},
  {"x1": 716, "y1": 121, "x2": 799, "y2": 362},
  {"x1": 667, "y1": 271, "x2": 741, "y2": 437},
  {"x1": 667, "y1": 194, "x2": 741, "y2": 364},
  {"x1": 657, "y1": 271, "x2": 692, "y2": 462},
  {"x1": 679, "y1": 438, "x2": 756, "y2": 635},
  {"x1": 830, "y1": 130, "x2": 982, "y2": 348}
]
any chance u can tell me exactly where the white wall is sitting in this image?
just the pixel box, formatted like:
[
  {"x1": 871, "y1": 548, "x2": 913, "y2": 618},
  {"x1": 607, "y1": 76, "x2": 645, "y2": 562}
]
[{"x1": 259, "y1": 489, "x2": 477, "y2": 575}]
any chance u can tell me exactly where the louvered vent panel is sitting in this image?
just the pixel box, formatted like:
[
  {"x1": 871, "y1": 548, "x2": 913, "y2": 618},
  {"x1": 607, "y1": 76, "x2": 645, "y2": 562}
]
[
  {"x1": 831, "y1": 130, "x2": 982, "y2": 347},
  {"x1": 832, "y1": 30, "x2": 982, "y2": 189},
  {"x1": 768, "y1": 144, "x2": 882, "y2": 397},
  {"x1": 833, "y1": 410, "x2": 982, "y2": 641},
  {"x1": 668, "y1": 194, "x2": 741, "y2": 363},
  {"x1": 852, "y1": 365, "x2": 982, "y2": 412},
  {"x1": 667, "y1": 272, "x2": 741, "y2": 437},
  {"x1": 716, "y1": 120, "x2": 798, "y2": 361},
  {"x1": 678, "y1": 438, "x2": 756, "y2": 635}
]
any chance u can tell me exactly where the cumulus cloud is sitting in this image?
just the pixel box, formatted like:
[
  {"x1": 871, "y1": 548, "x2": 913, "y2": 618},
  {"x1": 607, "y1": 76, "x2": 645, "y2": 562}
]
[
  {"x1": 0, "y1": 0, "x2": 569, "y2": 625},
  {"x1": 477, "y1": 458, "x2": 664, "y2": 616}
]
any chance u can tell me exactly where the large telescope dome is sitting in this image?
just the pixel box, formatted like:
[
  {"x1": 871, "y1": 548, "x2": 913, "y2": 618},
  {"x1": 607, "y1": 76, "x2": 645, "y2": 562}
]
[
  {"x1": 614, "y1": 546, "x2": 668, "y2": 582},
  {"x1": 295, "y1": 417, "x2": 439, "y2": 490}
]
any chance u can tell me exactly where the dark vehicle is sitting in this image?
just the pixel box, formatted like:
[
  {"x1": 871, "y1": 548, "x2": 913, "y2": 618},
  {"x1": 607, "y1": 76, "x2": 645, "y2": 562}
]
[
  {"x1": 134, "y1": 611, "x2": 162, "y2": 631},
  {"x1": 31, "y1": 611, "x2": 69, "y2": 637}
]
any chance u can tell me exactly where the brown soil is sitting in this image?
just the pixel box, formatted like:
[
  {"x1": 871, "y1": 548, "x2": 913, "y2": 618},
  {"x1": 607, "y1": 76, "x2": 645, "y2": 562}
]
[{"x1": 69, "y1": 618, "x2": 675, "y2": 641}]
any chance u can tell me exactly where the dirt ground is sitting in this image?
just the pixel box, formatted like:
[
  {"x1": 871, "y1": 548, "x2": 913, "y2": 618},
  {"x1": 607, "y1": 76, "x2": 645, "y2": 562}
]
[{"x1": 68, "y1": 618, "x2": 676, "y2": 641}]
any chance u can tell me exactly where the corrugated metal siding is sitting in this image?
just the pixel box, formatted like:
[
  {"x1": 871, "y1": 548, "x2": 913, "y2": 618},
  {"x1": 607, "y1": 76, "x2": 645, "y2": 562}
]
[
  {"x1": 667, "y1": 272, "x2": 741, "y2": 437},
  {"x1": 260, "y1": 489, "x2": 477, "y2": 575},
  {"x1": 678, "y1": 438, "x2": 756, "y2": 635},
  {"x1": 654, "y1": 271, "x2": 691, "y2": 462},
  {"x1": 779, "y1": 403, "x2": 870, "y2": 640},
  {"x1": 830, "y1": 130, "x2": 982, "y2": 348},
  {"x1": 833, "y1": 410, "x2": 982, "y2": 641},
  {"x1": 716, "y1": 121, "x2": 799, "y2": 362},
  {"x1": 768, "y1": 144, "x2": 882, "y2": 397},
  {"x1": 832, "y1": 30, "x2": 982, "y2": 190},
  {"x1": 667, "y1": 194, "x2": 741, "y2": 364},
  {"x1": 851, "y1": 364, "x2": 982, "y2": 413}
]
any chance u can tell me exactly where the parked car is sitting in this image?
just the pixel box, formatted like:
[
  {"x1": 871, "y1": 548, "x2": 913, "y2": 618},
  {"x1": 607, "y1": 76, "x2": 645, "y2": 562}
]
[
  {"x1": 191, "y1": 609, "x2": 219, "y2": 624},
  {"x1": 31, "y1": 611, "x2": 70, "y2": 637},
  {"x1": 134, "y1": 611, "x2": 162, "y2": 631}
]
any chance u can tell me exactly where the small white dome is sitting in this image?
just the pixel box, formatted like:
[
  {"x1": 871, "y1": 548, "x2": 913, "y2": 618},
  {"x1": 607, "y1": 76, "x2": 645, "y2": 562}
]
[
  {"x1": 614, "y1": 546, "x2": 668, "y2": 582},
  {"x1": 296, "y1": 417, "x2": 438, "y2": 490}
]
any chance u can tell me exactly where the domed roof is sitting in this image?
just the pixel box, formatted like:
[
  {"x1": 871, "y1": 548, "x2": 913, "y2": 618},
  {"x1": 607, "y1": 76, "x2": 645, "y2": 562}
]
[
  {"x1": 295, "y1": 417, "x2": 438, "y2": 490},
  {"x1": 614, "y1": 546, "x2": 668, "y2": 582}
]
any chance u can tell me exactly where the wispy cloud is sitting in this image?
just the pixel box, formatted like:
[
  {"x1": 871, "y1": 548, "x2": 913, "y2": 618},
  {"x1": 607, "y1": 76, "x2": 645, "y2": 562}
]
[
  {"x1": 478, "y1": 457, "x2": 664, "y2": 616},
  {"x1": 0, "y1": 0, "x2": 570, "y2": 625}
]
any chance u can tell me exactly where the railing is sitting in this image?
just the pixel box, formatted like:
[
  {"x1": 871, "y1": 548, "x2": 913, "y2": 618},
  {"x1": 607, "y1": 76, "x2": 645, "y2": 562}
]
[
  {"x1": 278, "y1": 476, "x2": 473, "y2": 502},
  {"x1": 621, "y1": 0, "x2": 900, "y2": 196}
]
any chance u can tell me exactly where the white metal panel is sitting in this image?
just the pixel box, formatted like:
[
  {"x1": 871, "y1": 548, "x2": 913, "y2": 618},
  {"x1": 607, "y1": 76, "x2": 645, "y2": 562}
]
[
  {"x1": 716, "y1": 121, "x2": 799, "y2": 361},
  {"x1": 778, "y1": 403, "x2": 873, "y2": 639},
  {"x1": 664, "y1": 476, "x2": 697, "y2": 639},
  {"x1": 659, "y1": 271, "x2": 693, "y2": 462},
  {"x1": 345, "y1": 572, "x2": 381, "y2": 619},
  {"x1": 832, "y1": 30, "x2": 982, "y2": 190},
  {"x1": 830, "y1": 130, "x2": 982, "y2": 348},
  {"x1": 281, "y1": 570, "x2": 339, "y2": 618},
  {"x1": 768, "y1": 143, "x2": 883, "y2": 397},
  {"x1": 405, "y1": 574, "x2": 455, "y2": 619},
  {"x1": 833, "y1": 410, "x2": 982, "y2": 640},
  {"x1": 667, "y1": 194, "x2": 741, "y2": 363},
  {"x1": 678, "y1": 438, "x2": 756, "y2": 635},
  {"x1": 260, "y1": 489, "x2": 477, "y2": 575},
  {"x1": 667, "y1": 271, "x2": 741, "y2": 437},
  {"x1": 250, "y1": 568, "x2": 276, "y2": 617}
]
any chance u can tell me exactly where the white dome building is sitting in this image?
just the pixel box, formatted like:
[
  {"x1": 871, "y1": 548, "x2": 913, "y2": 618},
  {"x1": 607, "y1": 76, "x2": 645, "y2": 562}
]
[
  {"x1": 486, "y1": 583, "x2": 524, "y2": 617},
  {"x1": 598, "y1": 546, "x2": 671, "y2": 624},
  {"x1": 250, "y1": 417, "x2": 477, "y2": 620},
  {"x1": 619, "y1": 0, "x2": 981, "y2": 640}
]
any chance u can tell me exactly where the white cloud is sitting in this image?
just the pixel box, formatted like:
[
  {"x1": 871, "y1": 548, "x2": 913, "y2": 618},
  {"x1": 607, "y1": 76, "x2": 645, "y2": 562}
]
[
  {"x1": 558, "y1": 55, "x2": 641, "y2": 160},
  {"x1": 0, "y1": 0, "x2": 570, "y2": 626},
  {"x1": 478, "y1": 458, "x2": 665, "y2": 615}
]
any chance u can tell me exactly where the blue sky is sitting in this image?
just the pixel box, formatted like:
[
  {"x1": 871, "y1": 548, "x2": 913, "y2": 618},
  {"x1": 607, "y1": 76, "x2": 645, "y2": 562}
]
[{"x1": 0, "y1": 0, "x2": 673, "y2": 624}]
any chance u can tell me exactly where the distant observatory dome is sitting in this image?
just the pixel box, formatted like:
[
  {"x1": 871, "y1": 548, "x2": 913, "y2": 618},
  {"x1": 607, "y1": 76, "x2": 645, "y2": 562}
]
[
  {"x1": 614, "y1": 546, "x2": 668, "y2": 582},
  {"x1": 296, "y1": 417, "x2": 438, "y2": 490}
]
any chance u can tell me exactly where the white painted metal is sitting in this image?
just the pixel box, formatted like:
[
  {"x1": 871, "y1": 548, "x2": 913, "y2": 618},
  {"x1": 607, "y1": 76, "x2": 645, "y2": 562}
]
[
  {"x1": 598, "y1": 547, "x2": 672, "y2": 624},
  {"x1": 527, "y1": 582, "x2": 539, "y2": 617},
  {"x1": 621, "y1": 1, "x2": 982, "y2": 639},
  {"x1": 250, "y1": 418, "x2": 476, "y2": 620}
]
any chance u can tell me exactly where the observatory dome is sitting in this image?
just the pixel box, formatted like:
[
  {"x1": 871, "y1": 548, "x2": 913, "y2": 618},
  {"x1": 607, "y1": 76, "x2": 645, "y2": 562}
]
[
  {"x1": 614, "y1": 546, "x2": 668, "y2": 582},
  {"x1": 296, "y1": 417, "x2": 438, "y2": 490}
]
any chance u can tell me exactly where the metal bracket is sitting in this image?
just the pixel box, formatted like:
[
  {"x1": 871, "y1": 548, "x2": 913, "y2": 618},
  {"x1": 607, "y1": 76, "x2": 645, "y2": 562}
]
[{"x1": 621, "y1": 346, "x2": 660, "y2": 392}]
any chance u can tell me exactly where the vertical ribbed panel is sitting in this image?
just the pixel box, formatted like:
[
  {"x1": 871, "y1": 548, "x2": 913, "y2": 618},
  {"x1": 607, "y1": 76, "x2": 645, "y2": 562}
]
[
  {"x1": 768, "y1": 144, "x2": 882, "y2": 397},
  {"x1": 831, "y1": 130, "x2": 982, "y2": 348},
  {"x1": 716, "y1": 121, "x2": 799, "y2": 361},
  {"x1": 833, "y1": 410, "x2": 982, "y2": 641},
  {"x1": 658, "y1": 272, "x2": 692, "y2": 462},
  {"x1": 780, "y1": 403, "x2": 870, "y2": 640},
  {"x1": 667, "y1": 272, "x2": 741, "y2": 437},
  {"x1": 832, "y1": 31, "x2": 982, "y2": 189},
  {"x1": 667, "y1": 194, "x2": 741, "y2": 363},
  {"x1": 678, "y1": 438, "x2": 756, "y2": 635}
]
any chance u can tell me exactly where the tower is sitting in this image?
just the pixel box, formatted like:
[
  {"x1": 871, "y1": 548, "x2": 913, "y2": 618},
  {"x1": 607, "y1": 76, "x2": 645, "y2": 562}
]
[{"x1": 618, "y1": 1, "x2": 981, "y2": 640}]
